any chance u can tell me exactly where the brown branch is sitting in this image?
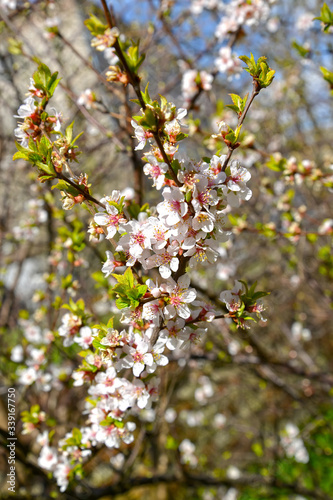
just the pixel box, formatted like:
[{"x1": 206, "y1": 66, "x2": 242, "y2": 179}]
[{"x1": 222, "y1": 80, "x2": 261, "y2": 172}]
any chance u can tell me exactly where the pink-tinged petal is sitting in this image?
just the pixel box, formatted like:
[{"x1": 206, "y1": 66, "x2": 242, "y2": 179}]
[
  {"x1": 130, "y1": 243, "x2": 143, "y2": 258},
  {"x1": 106, "y1": 226, "x2": 117, "y2": 238},
  {"x1": 166, "y1": 212, "x2": 182, "y2": 226},
  {"x1": 94, "y1": 213, "x2": 110, "y2": 225},
  {"x1": 166, "y1": 338, "x2": 180, "y2": 350},
  {"x1": 177, "y1": 108, "x2": 187, "y2": 120},
  {"x1": 143, "y1": 353, "x2": 154, "y2": 366},
  {"x1": 170, "y1": 257, "x2": 179, "y2": 272},
  {"x1": 133, "y1": 362, "x2": 145, "y2": 377},
  {"x1": 182, "y1": 289, "x2": 197, "y2": 303},
  {"x1": 158, "y1": 355, "x2": 169, "y2": 366},
  {"x1": 160, "y1": 265, "x2": 171, "y2": 279},
  {"x1": 164, "y1": 304, "x2": 176, "y2": 320},
  {"x1": 178, "y1": 274, "x2": 191, "y2": 289},
  {"x1": 177, "y1": 303, "x2": 191, "y2": 319}
]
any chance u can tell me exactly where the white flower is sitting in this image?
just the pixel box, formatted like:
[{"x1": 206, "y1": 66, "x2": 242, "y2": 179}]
[
  {"x1": 157, "y1": 186, "x2": 188, "y2": 226},
  {"x1": 11, "y1": 345, "x2": 24, "y2": 362},
  {"x1": 54, "y1": 460, "x2": 72, "y2": 492},
  {"x1": 296, "y1": 12, "x2": 314, "y2": 31},
  {"x1": 91, "y1": 27, "x2": 120, "y2": 51},
  {"x1": 281, "y1": 423, "x2": 309, "y2": 463},
  {"x1": 182, "y1": 69, "x2": 213, "y2": 103},
  {"x1": 219, "y1": 280, "x2": 245, "y2": 312},
  {"x1": 179, "y1": 439, "x2": 198, "y2": 466},
  {"x1": 118, "y1": 334, "x2": 154, "y2": 377},
  {"x1": 74, "y1": 326, "x2": 97, "y2": 349},
  {"x1": 192, "y1": 178, "x2": 218, "y2": 213},
  {"x1": 227, "y1": 465, "x2": 241, "y2": 479},
  {"x1": 77, "y1": 89, "x2": 95, "y2": 109},
  {"x1": 131, "y1": 120, "x2": 152, "y2": 150},
  {"x1": 145, "y1": 242, "x2": 179, "y2": 279},
  {"x1": 143, "y1": 156, "x2": 168, "y2": 190},
  {"x1": 145, "y1": 341, "x2": 169, "y2": 373},
  {"x1": 38, "y1": 445, "x2": 58, "y2": 471},
  {"x1": 215, "y1": 47, "x2": 242, "y2": 78},
  {"x1": 18, "y1": 367, "x2": 38, "y2": 385},
  {"x1": 162, "y1": 274, "x2": 197, "y2": 320},
  {"x1": 102, "y1": 251, "x2": 119, "y2": 277},
  {"x1": 117, "y1": 219, "x2": 152, "y2": 260},
  {"x1": 159, "y1": 318, "x2": 190, "y2": 350},
  {"x1": 192, "y1": 211, "x2": 215, "y2": 233},
  {"x1": 110, "y1": 452, "x2": 125, "y2": 469},
  {"x1": 142, "y1": 299, "x2": 164, "y2": 326},
  {"x1": 94, "y1": 194, "x2": 126, "y2": 239},
  {"x1": 15, "y1": 97, "x2": 36, "y2": 119}
]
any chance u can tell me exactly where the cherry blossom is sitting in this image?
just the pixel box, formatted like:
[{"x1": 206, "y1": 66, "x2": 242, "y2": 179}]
[
  {"x1": 117, "y1": 333, "x2": 154, "y2": 377},
  {"x1": 157, "y1": 186, "x2": 188, "y2": 226},
  {"x1": 159, "y1": 318, "x2": 191, "y2": 350},
  {"x1": 143, "y1": 156, "x2": 168, "y2": 189},
  {"x1": 162, "y1": 274, "x2": 197, "y2": 320},
  {"x1": 94, "y1": 194, "x2": 126, "y2": 239}
]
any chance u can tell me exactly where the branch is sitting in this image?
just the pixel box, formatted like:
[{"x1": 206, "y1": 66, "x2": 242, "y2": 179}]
[{"x1": 222, "y1": 79, "x2": 261, "y2": 172}]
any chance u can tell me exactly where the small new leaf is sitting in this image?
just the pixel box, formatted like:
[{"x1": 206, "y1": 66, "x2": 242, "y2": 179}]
[
  {"x1": 84, "y1": 14, "x2": 108, "y2": 36},
  {"x1": 314, "y1": 3, "x2": 333, "y2": 31}
]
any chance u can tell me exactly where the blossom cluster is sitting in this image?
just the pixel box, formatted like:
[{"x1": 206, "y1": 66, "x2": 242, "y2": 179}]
[
  {"x1": 182, "y1": 0, "x2": 276, "y2": 104},
  {"x1": 14, "y1": 78, "x2": 61, "y2": 149},
  {"x1": 30, "y1": 98, "x2": 262, "y2": 488},
  {"x1": 12, "y1": 22, "x2": 269, "y2": 492}
]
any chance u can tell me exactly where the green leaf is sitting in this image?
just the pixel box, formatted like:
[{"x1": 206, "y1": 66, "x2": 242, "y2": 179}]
[
  {"x1": 116, "y1": 297, "x2": 131, "y2": 309},
  {"x1": 314, "y1": 3, "x2": 333, "y2": 31},
  {"x1": 7, "y1": 37, "x2": 23, "y2": 55},
  {"x1": 292, "y1": 40, "x2": 310, "y2": 58},
  {"x1": 239, "y1": 54, "x2": 275, "y2": 89},
  {"x1": 320, "y1": 66, "x2": 333, "y2": 87},
  {"x1": 47, "y1": 72, "x2": 61, "y2": 97},
  {"x1": 84, "y1": 14, "x2": 107, "y2": 36},
  {"x1": 124, "y1": 41, "x2": 145, "y2": 73},
  {"x1": 112, "y1": 267, "x2": 134, "y2": 288},
  {"x1": 65, "y1": 121, "x2": 74, "y2": 143},
  {"x1": 13, "y1": 151, "x2": 28, "y2": 161},
  {"x1": 52, "y1": 179, "x2": 82, "y2": 197},
  {"x1": 265, "y1": 155, "x2": 287, "y2": 172}
]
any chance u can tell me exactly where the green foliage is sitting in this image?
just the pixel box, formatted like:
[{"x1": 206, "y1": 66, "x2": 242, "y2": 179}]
[
  {"x1": 320, "y1": 66, "x2": 333, "y2": 89},
  {"x1": 32, "y1": 63, "x2": 61, "y2": 99},
  {"x1": 65, "y1": 121, "x2": 84, "y2": 146},
  {"x1": 84, "y1": 14, "x2": 107, "y2": 36},
  {"x1": 7, "y1": 37, "x2": 23, "y2": 55},
  {"x1": 292, "y1": 40, "x2": 310, "y2": 58},
  {"x1": 126, "y1": 201, "x2": 150, "y2": 220},
  {"x1": 132, "y1": 83, "x2": 153, "y2": 107},
  {"x1": 226, "y1": 93, "x2": 249, "y2": 116},
  {"x1": 239, "y1": 54, "x2": 275, "y2": 89},
  {"x1": 123, "y1": 40, "x2": 145, "y2": 73},
  {"x1": 21, "y1": 405, "x2": 46, "y2": 427},
  {"x1": 112, "y1": 268, "x2": 147, "y2": 309},
  {"x1": 224, "y1": 124, "x2": 242, "y2": 147},
  {"x1": 265, "y1": 155, "x2": 287, "y2": 172},
  {"x1": 62, "y1": 298, "x2": 89, "y2": 320},
  {"x1": 314, "y1": 3, "x2": 333, "y2": 31},
  {"x1": 52, "y1": 179, "x2": 81, "y2": 197},
  {"x1": 62, "y1": 428, "x2": 82, "y2": 448},
  {"x1": 240, "y1": 280, "x2": 270, "y2": 306},
  {"x1": 13, "y1": 138, "x2": 56, "y2": 177}
]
